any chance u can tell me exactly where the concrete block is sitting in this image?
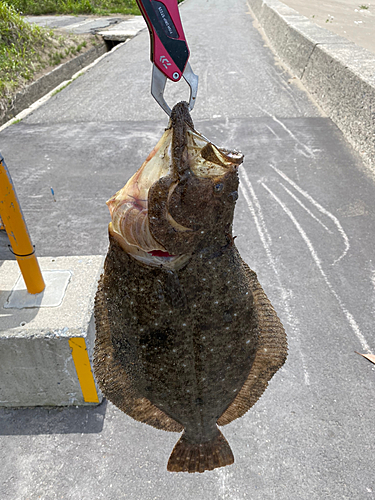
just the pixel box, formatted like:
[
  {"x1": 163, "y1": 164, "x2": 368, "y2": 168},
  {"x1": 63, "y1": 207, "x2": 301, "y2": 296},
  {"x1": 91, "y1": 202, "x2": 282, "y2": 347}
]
[
  {"x1": 260, "y1": 9, "x2": 313, "y2": 78},
  {"x1": 302, "y1": 42, "x2": 375, "y2": 165},
  {"x1": 25, "y1": 16, "x2": 88, "y2": 29},
  {"x1": 66, "y1": 18, "x2": 124, "y2": 35},
  {"x1": 0, "y1": 255, "x2": 104, "y2": 407}
]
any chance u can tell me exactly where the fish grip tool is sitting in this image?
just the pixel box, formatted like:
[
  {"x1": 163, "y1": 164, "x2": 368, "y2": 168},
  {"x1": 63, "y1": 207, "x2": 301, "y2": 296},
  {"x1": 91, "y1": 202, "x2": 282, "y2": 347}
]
[{"x1": 136, "y1": 0, "x2": 198, "y2": 115}]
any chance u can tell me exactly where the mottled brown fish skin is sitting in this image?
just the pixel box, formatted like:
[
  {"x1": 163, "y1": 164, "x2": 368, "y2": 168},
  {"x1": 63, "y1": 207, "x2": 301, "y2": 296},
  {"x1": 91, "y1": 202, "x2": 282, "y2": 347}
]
[{"x1": 94, "y1": 102, "x2": 287, "y2": 473}]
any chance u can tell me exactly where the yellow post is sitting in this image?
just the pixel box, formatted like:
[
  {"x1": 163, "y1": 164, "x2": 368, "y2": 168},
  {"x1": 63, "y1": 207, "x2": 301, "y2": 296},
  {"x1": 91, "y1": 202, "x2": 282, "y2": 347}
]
[{"x1": 0, "y1": 153, "x2": 45, "y2": 294}]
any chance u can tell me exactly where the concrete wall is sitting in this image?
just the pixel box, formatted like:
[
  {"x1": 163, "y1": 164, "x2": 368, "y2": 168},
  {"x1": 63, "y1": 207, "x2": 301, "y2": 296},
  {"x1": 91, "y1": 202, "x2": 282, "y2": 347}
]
[{"x1": 248, "y1": 0, "x2": 375, "y2": 168}]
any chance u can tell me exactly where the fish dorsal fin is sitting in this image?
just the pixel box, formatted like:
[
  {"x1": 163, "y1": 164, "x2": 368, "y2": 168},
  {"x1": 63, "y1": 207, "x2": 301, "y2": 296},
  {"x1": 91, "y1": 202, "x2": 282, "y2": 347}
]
[
  {"x1": 94, "y1": 275, "x2": 183, "y2": 433},
  {"x1": 218, "y1": 264, "x2": 287, "y2": 426}
]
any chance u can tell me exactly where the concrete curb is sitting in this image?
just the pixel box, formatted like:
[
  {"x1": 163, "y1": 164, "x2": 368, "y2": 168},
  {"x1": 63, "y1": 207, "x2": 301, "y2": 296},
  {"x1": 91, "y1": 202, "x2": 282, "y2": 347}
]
[
  {"x1": 0, "y1": 42, "x2": 107, "y2": 127},
  {"x1": 247, "y1": 0, "x2": 375, "y2": 168},
  {"x1": 0, "y1": 256, "x2": 104, "y2": 407}
]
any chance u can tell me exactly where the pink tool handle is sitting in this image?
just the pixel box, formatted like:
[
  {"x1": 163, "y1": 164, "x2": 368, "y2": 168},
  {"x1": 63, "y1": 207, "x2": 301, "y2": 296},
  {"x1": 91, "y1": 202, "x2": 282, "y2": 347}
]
[{"x1": 137, "y1": 0, "x2": 190, "y2": 82}]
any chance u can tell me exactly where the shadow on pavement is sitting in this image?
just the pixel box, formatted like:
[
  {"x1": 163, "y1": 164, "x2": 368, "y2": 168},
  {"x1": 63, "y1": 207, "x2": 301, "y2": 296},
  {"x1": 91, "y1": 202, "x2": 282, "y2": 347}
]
[
  {"x1": 0, "y1": 232, "x2": 16, "y2": 261},
  {"x1": 0, "y1": 399, "x2": 108, "y2": 435}
]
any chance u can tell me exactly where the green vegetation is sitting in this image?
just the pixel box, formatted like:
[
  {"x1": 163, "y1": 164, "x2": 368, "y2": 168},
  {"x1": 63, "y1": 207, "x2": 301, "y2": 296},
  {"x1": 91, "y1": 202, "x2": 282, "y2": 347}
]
[
  {"x1": 6, "y1": 0, "x2": 183, "y2": 16},
  {"x1": 1, "y1": 2, "x2": 49, "y2": 113},
  {"x1": 359, "y1": 4, "x2": 369, "y2": 9},
  {"x1": 7, "y1": 0, "x2": 140, "y2": 16},
  {"x1": 0, "y1": 1, "x2": 92, "y2": 120}
]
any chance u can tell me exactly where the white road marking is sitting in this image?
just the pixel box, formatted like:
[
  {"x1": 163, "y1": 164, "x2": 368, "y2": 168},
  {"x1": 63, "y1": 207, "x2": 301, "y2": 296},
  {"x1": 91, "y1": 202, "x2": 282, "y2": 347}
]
[
  {"x1": 241, "y1": 168, "x2": 272, "y2": 247},
  {"x1": 262, "y1": 182, "x2": 371, "y2": 353},
  {"x1": 280, "y1": 182, "x2": 333, "y2": 234},
  {"x1": 270, "y1": 164, "x2": 350, "y2": 265},
  {"x1": 258, "y1": 106, "x2": 317, "y2": 158},
  {"x1": 239, "y1": 170, "x2": 310, "y2": 385}
]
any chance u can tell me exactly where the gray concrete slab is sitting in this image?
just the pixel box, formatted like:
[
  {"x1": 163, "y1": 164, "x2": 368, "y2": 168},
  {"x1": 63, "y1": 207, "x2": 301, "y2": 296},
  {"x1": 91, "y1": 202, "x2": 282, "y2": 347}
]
[
  {"x1": 1, "y1": 0, "x2": 375, "y2": 496},
  {"x1": 5, "y1": 270, "x2": 71, "y2": 308},
  {"x1": 25, "y1": 15, "x2": 126, "y2": 32},
  {"x1": 0, "y1": 256, "x2": 103, "y2": 406},
  {"x1": 25, "y1": 15, "x2": 88, "y2": 28},
  {"x1": 66, "y1": 18, "x2": 125, "y2": 35},
  {"x1": 97, "y1": 17, "x2": 147, "y2": 41},
  {"x1": 281, "y1": 0, "x2": 375, "y2": 56}
]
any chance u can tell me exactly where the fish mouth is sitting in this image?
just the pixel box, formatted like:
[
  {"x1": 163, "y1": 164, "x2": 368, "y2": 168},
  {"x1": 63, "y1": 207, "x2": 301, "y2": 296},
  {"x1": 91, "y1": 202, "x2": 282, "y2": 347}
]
[
  {"x1": 187, "y1": 130, "x2": 243, "y2": 178},
  {"x1": 107, "y1": 127, "x2": 192, "y2": 268},
  {"x1": 108, "y1": 220, "x2": 186, "y2": 269},
  {"x1": 107, "y1": 105, "x2": 243, "y2": 268},
  {"x1": 148, "y1": 250, "x2": 175, "y2": 257}
]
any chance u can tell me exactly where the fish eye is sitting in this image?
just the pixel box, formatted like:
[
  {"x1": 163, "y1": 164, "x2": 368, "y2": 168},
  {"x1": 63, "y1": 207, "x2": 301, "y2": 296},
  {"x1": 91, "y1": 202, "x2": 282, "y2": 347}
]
[{"x1": 214, "y1": 183, "x2": 224, "y2": 193}]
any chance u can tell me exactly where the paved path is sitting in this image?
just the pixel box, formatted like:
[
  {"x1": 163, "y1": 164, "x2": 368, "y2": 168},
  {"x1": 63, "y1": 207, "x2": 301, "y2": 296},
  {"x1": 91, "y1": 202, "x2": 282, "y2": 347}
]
[
  {"x1": 1, "y1": 0, "x2": 375, "y2": 498},
  {"x1": 26, "y1": 1, "x2": 375, "y2": 53},
  {"x1": 281, "y1": 0, "x2": 375, "y2": 54}
]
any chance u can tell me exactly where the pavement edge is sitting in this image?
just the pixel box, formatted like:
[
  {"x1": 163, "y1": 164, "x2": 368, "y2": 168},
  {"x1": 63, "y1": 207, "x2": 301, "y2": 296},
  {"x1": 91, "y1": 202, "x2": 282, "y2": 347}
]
[{"x1": 247, "y1": 0, "x2": 375, "y2": 169}]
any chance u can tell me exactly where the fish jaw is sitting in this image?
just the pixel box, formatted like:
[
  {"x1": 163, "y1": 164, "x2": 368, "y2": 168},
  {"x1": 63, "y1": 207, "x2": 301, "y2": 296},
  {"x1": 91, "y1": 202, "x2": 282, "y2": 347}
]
[{"x1": 107, "y1": 222, "x2": 190, "y2": 269}]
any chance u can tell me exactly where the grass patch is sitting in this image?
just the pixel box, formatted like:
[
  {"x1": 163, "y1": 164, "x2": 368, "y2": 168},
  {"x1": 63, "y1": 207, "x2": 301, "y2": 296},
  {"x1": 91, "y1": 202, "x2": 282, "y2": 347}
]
[
  {"x1": 0, "y1": 1, "x2": 96, "y2": 121},
  {"x1": 7, "y1": 0, "x2": 141, "y2": 16},
  {"x1": 6, "y1": 0, "x2": 183, "y2": 16},
  {"x1": 1, "y1": 1, "x2": 50, "y2": 116}
]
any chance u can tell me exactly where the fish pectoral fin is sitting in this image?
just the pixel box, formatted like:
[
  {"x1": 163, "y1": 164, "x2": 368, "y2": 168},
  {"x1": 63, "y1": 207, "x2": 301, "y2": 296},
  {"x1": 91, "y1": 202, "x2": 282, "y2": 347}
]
[
  {"x1": 167, "y1": 428, "x2": 234, "y2": 473},
  {"x1": 218, "y1": 262, "x2": 288, "y2": 426}
]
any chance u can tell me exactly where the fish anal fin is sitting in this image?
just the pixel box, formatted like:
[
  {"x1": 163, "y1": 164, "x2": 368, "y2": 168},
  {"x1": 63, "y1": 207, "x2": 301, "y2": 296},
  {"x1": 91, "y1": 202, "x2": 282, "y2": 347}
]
[
  {"x1": 218, "y1": 263, "x2": 288, "y2": 426},
  {"x1": 94, "y1": 276, "x2": 183, "y2": 433},
  {"x1": 167, "y1": 428, "x2": 234, "y2": 473}
]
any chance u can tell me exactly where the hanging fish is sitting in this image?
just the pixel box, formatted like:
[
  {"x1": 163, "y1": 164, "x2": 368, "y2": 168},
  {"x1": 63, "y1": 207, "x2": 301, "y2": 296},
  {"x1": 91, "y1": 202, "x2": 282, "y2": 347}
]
[{"x1": 94, "y1": 102, "x2": 287, "y2": 473}]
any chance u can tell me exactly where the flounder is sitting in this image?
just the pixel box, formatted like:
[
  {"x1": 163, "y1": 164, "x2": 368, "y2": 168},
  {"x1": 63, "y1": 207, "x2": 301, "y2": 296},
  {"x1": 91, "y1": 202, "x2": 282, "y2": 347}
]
[{"x1": 94, "y1": 102, "x2": 287, "y2": 473}]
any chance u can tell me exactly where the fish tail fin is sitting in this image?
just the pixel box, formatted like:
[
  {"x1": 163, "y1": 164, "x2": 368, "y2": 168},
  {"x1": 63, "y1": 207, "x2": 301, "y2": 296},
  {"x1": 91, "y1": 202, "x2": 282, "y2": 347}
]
[{"x1": 167, "y1": 428, "x2": 234, "y2": 473}]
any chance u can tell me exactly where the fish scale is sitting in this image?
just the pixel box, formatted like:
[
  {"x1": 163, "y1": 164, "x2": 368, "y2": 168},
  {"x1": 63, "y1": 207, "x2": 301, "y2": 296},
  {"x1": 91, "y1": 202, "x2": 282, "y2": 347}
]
[{"x1": 94, "y1": 102, "x2": 287, "y2": 473}]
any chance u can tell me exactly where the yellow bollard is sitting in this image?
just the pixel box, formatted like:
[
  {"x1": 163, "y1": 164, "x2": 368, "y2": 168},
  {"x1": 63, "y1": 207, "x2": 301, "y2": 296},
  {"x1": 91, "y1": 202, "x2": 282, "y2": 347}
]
[{"x1": 0, "y1": 153, "x2": 45, "y2": 294}]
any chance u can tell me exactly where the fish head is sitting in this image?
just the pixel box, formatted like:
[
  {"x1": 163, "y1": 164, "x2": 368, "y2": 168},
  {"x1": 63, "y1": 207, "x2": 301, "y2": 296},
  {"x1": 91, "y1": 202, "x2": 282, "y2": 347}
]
[
  {"x1": 107, "y1": 102, "x2": 243, "y2": 268},
  {"x1": 148, "y1": 102, "x2": 243, "y2": 256}
]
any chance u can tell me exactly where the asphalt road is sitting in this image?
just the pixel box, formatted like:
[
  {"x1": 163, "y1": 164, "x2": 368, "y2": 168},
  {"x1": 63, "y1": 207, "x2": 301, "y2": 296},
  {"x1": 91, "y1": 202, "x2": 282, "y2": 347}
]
[{"x1": 1, "y1": 0, "x2": 375, "y2": 498}]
